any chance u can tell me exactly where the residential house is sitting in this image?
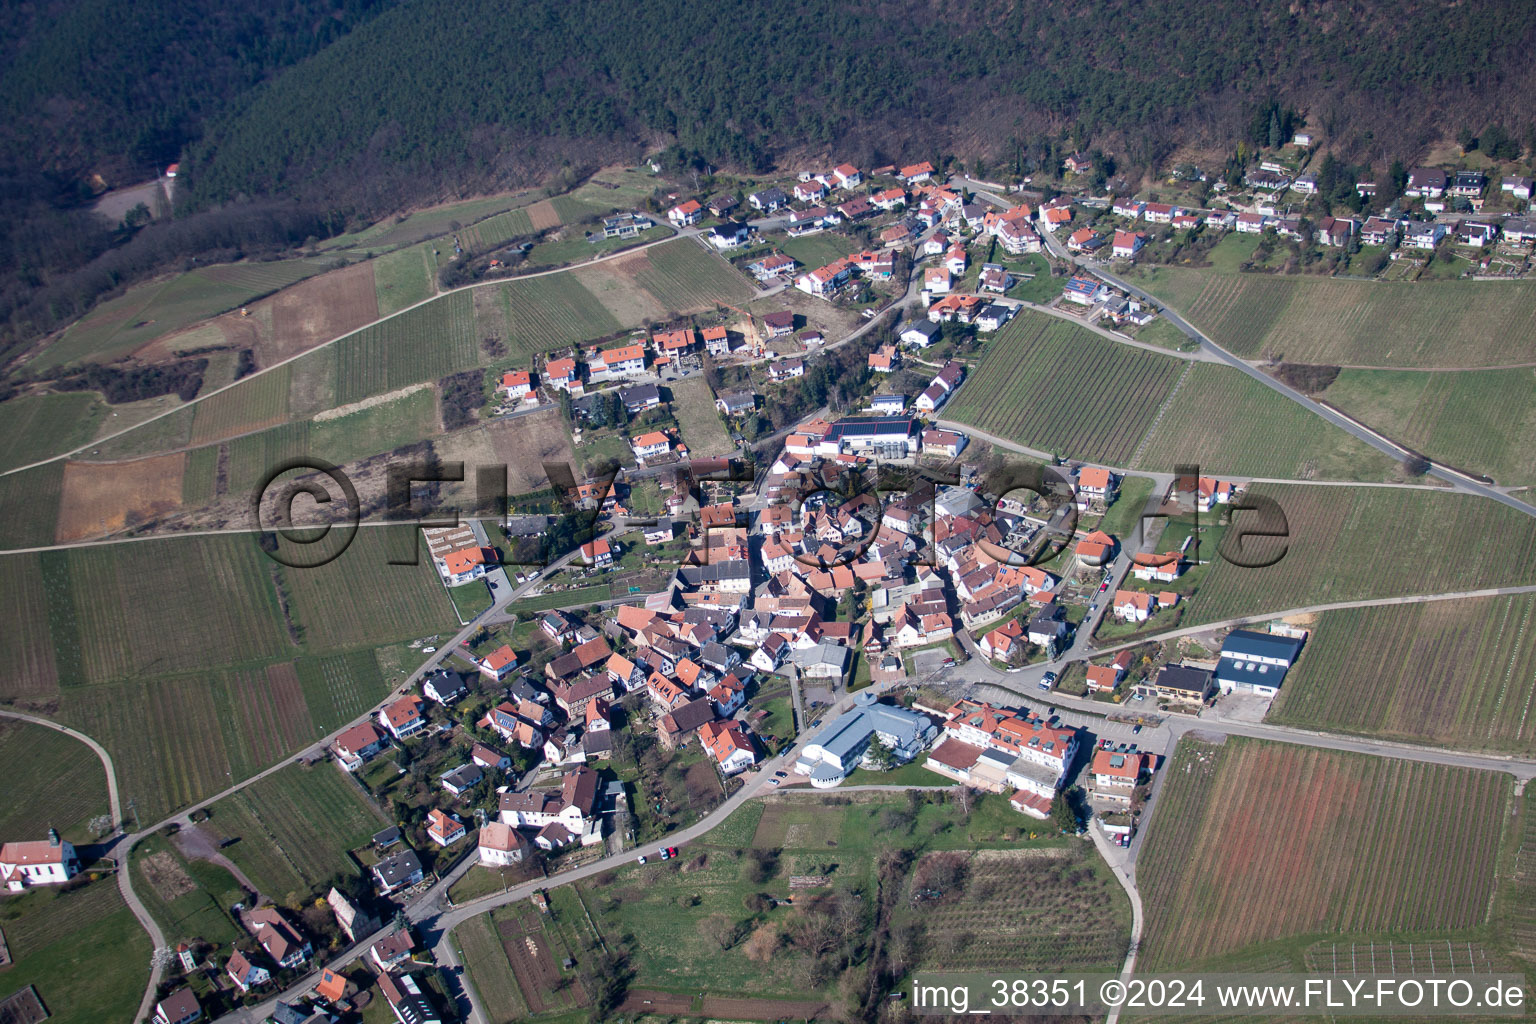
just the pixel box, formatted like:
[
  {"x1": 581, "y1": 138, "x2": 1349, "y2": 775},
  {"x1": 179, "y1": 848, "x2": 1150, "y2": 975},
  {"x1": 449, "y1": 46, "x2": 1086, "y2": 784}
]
[
  {"x1": 1131, "y1": 553, "x2": 1183, "y2": 583},
  {"x1": 1084, "y1": 663, "x2": 1123, "y2": 694},
  {"x1": 1360, "y1": 217, "x2": 1399, "y2": 246},
  {"x1": 545, "y1": 357, "x2": 580, "y2": 394},
  {"x1": 247, "y1": 907, "x2": 311, "y2": 969},
  {"x1": 620, "y1": 381, "x2": 662, "y2": 413},
  {"x1": 422, "y1": 669, "x2": 468, "y2": 706},
  {"x1": 327, "y1": 887, "x2": 380, "y2": 944},
  {"x1": 899, "y1": 161, "x2": 935, "y2": 182},
  {"x1": 602, "y1": 211, "x2": 653, "y2": 237},
  {"x1": 498, "y1": 766, "x2": 600, "y2": 844},
  {"x1": 470, "y1": 743, "x2": 512, "y2": 772},
  {"x1": 794, "y1": 179, "x2": 828, "y2": 203},
  {"x1": 762, "y1": 310, "x2": 797, "y2": 338},
  {"x1": 657, "y1": 697, "x2": 719, "y2": 750},
  {"x1": 1026, "y1": 605, "x2": 1068, "y2": 649},
  {"x1": 479, "y1": 645, "x2": 519, "y2": 682},
  {"x1": 794, "y1": 692, "x2": 937, "y2": 786},
  {"x1": 333, "y1": 722, "x2": 388, "y2": 770},
  {"x1": 699, "y1": 719, "x2": 757, "y2": 774},
  {"x1": 1234, "y1": 212, "x2": 1268, "y2": 234},
  {"x1": 579, "y1": 537, "x2": 613, "y2": 567},
  {"x1": 1451, "y1": 170, "x2": 1487, "y2": 198},
  {"x1": 1091, "y1": 750, "x2": 1146, "y2": 803},
  {"x1": 1403, "y1": 221, "x2": 1446, "y2": 250},
  {"x1": 630, "y1": 430, "x2": 673, "y2": 463},
  {"x1": 1316, "y1": 216, "x2": 1357, "y2": 247},
  {"x1": 225, "y1": 951, "x2": 270, "y2": 993},
  {"x1": 708, "y1": 221, "x2": 751, "y2": 249},
  {"x1": 1067, "y1": 227, "x2": 1101, "y2": 251},
  {"x1": 500, "y1": 369, "x2": 533, "y2": 401},
  {"x1": 767, "y1": 358, "x2": 805, "y2": 383},
  {"x1": 980, "y1": 618, "x2": 1025, "y2": 661},
  {"x1": 749, "y1": 187, "x2": 790, "y2": 212},
  {"x1": 995, "y1": 218, "x2": 1038, "y2": 254},
  {"x1": 978, "y1": 263, "x2": 1012, "y2": 293},
  {"x1": 1112, "y1": 198, "x2": 1145, "y2": 220},
  {"x1": 598, "y1": 343, "x2": 647, "y2": 378},
  {"x1": 426, "y1": 809, "x2": 466, "y2": 847},
  {"x1": 922, "y1": 429, "x2": 966, "y2": 458},
  {"x1": 1504, "y1": 217, "x2": 1536, "y2": 245},
  {"x1": 1136, "y1": 663, "x2": 1215, "y2": 705},
  {"x1": 707, "y1": 194, "x2": 739, "y2": 217},
  {"x1": 1063, "y1": 152, "x2": 1093, "y2": 175},
  {"x1": 831, "y1": 163, "x2": 862, "y2": 188},
  {"x1": 1502, "y1": 176, "x2": 1534, "y2": 201},
  {"x1": 1076, "y1": 530, "x2": 1114, "y2": 565},
  {"x1": 1112, "y1": 589, "x2": 1157, "y2": 622},
  {"x1": 440, "y1": 763, "x2": 483, "y2": 797},
  {"x1": 1062, "y1": 276, "x2": 1106, "y2": 305},
  {"x1": 378, "y1": 695, "x2": 427, "y2": 740},
  {"x1": 1405, "y1": 168, "x2": 1448, "y2": 198},
  {"x1": 715, "y1": 391, "x2": 755, "y2": 416},
  {"x1": 667, "y1": 199, "x2": 703, "y2": 226},
  {"x1": 1076, "y1": 466, "x2": 1117, "y2": 506},
  {"x1": 371, "y1": 929, "x2": 415, "y2": 971},
  {"x1": 746, "y1": 253, "x2": 797, "y2": 280},
  {"x1": 155, "y1": 989, "x2": 203, "y2": 1024},
  {"x1": 900, "y1": 321, "x2": 942, "y2": 348}
]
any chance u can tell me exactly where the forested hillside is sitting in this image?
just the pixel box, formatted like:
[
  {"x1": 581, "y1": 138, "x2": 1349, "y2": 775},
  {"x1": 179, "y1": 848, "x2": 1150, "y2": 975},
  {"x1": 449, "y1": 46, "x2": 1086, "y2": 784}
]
[
  {"x1": 2, "y1": 0, "x2": 1536, "y2": 363},
  {"x1": 183, "y1": 0, "x2": 1536, "y2": 212}
]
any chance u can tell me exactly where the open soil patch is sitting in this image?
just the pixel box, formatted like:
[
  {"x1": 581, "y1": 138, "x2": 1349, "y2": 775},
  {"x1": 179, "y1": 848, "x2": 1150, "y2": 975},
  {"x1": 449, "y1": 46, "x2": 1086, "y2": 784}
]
[{"x1": 56, "y1": 452, "x2": 184, "y2": 541}]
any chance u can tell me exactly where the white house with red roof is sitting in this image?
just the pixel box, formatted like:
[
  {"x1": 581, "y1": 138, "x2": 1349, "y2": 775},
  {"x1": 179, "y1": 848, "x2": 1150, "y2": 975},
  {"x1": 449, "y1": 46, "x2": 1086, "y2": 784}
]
[
  {"x1": 899, "y1": 161, "x2": 935, "y2": 182},
  {"x1": 1092, "y1": 750, "x2": 1147, "y2": 803},
  {"x1": 226, "y1": 950, "x2": 270, "y2": 993},
  {"x1": 1112, "y1": 230, "x2": 1147, "y2": 259},
  {"x1": 0, "y1": 831, "x2": 80, "y2": 890},
  {"x1": 544, "y1": 357, "x2": 581, "y2": 394},
  {"x1": 699, "y1": 719, "x2": 757, "y2": 775},
  {"x1": 831, "y1": 164, "x2": 862, "y2": 188},
  {"x1": 667, "y1": 199, "x2": 703, "y2": 226},
  {"x1": 500, "y1": 369, "x2": 534, "y2": 401},
  {"x1": 426, "y1": 808, "x2": 467, "y2": 847},
  {"x1": 1132, "y1": 552, "x2": 1184, "y2": 583},
  {"x1": 378, "y1": 695, "x2": 427, "y2": 740},
  {"x1": 333, "y1": 721, "x2": 388, "y2": 770},
  {"x1": 597, "y1": 343, "x2": 647, "y2": 379},
  {"x1": 477, "y1": 822, "x2": 529, "y2": 867},
  {"x1": 580, "y1": 537, "x2": 614, "y2": 567},
  {"x1": 630, "y1": 430, "x2": 674, "y2": 464},
  {"x1": 478, "y1": 644, "x2": 519, "y2": 682}
]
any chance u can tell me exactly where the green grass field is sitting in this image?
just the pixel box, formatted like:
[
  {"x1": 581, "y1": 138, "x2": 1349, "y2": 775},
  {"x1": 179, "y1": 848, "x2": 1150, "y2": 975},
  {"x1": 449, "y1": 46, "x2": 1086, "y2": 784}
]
[
  {"x1": 334, "y1": 289, "x2": 478, "y2": 405},
  {"x1": 668, "y1": 376, "x2": 734, "y2": 457},
  {"x1": 1320, "y1": 367, "x2": 1536, "y2": 487},
  {"x1": 207, "y1": 760, "x2": 388, "y2": 901},
  {"x1": 83, "y1": 403, "x2": 196, "y2": 462},
  {"x1": 1129, "y1": 255, "x2": 1536, "y2": 367},
  {"x1": 944, "y1": 311, "x2": 1183, "y2": 463},
  {"x1": 374, "y1": 243, "x2": 436, "y2": 315},
  {"x1": 459, "y1": 208, "x2": 536, "y2": 251},
  {"x1": 1133, "y1": 363, "x2": 1400, "y2": 480},
  {"x1": 0, "y1": 720, "x2": 110, "y2": 843},
  {"x1": 1269, "y1": 594, "x2": 1536, "y2": 755},
  {"x1": 631, "y1": 238, "x2": 755, "y2": 313},
  {"x1": 32, "y1": 258, "x2": 334, "y2": 371},
  {"x1": 0, "y1": 393, "x2": 107, "y2": 471},
  {"x1": 130, "y1": 832, "x2": 246, "y2": 946},
  {"x1": 325, "y1": 193, "x2": 539, "y2": 253},
  {"x1": 0, "y1": 882, "x2": 152, "y2": 1024},
  {"x1": 1004, "y1": 253, "x2": 1064, "y2": 303},
  {"x1": 778, "y1": 232, "x2": 859, "y2": 269},
  {"x1": 1137, "y1": 737, "x2": 1510, "y2": 970},
  {"x1": 1095, "y1": 475, "x2": 1155, "y2": 541},
  {"x1": 1182, "y1": 484, "x2": 1536, "y2": 627},
  {"x1": 456, "y1": 913, "x2": 531, "y2": 1022}
]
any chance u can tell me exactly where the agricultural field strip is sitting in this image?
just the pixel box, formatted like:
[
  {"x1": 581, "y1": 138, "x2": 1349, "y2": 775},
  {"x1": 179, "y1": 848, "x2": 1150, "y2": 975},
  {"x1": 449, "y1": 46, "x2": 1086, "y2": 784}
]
[{"x1": 3, "y1": 230, "x2": 701, "y2": 477}]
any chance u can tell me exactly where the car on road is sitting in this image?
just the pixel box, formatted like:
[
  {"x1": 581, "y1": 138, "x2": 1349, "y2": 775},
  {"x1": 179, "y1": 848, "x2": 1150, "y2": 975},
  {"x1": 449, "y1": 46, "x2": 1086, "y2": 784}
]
[
  {"x1": 636, "y1": 855, "x2": 647, "y2": 864},
  {"x1": 1099, "y1": 581, "x2": 1111, "y2": 592}
]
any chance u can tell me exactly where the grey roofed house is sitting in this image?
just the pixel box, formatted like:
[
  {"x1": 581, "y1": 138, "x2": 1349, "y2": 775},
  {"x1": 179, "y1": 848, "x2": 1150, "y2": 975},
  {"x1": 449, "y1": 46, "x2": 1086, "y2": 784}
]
[
  {"x1": 789, "y1": 640, "x2": 851, "y2": 675},
  {"x1": 1214, "y1": 629, "x2": 1305, "y2": 693},
  {"x1": 440, "y1": 762, "x2": 484, "y2": 794},
  {"x1": 506, "y1": 676, "x2": 545, "y2": 704},
  {"x1": 372, "y1": 825, "x2": 403, "y2": 849},
  {"x1": 750, "y1": 186, "x2": 790, "y2": 210},
  {"x1": 796, "y1": 693, "x2": 936, "y2": 782},
  {"x1": 372, "y1": 849, "x2": 424, "y2": 893},
  {"x1": 699, "y1": 641, "x2": 740, "y2": 672},
  {"x1": 582, "y1": 729, "x2": 613, "y2": 759},
  {"x1": 1154, "y1": 663, "x2": 1215, "y2": 696},
  {"x1": 267, "y1": 1002, "x2": 322, "y2": 1024},
  {"x1": 680, "y1": 560, "x2": 751, "y2": 586},
  {"x1": 716, "y1": 391, "x2": 756, "y2": 414},
  {"x1": 659, "y1": 696, "x2": 719, "y2": 739},
  {"x1": 620, "y1": 382, "x2": 662, "y2": 412},
  {"x1": 934, "y1": 485, "x2": 983, "y2": 519}
]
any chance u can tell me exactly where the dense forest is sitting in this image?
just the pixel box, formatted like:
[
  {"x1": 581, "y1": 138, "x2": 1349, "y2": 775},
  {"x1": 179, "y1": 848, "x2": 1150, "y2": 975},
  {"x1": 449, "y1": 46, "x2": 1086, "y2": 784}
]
[{"x1": 3, "y1": 0, "x2": 1536, "y2": 361}]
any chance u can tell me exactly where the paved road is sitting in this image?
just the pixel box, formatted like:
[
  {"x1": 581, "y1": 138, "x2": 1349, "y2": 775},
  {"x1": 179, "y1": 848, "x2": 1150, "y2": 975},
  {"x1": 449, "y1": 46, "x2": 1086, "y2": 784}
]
[
  {"x1": 954, "y1": 175, "x2": 1536, "y2": 519},
  {"x1": 0, "y1": 709, "x2": 168, "y2": 1024}
]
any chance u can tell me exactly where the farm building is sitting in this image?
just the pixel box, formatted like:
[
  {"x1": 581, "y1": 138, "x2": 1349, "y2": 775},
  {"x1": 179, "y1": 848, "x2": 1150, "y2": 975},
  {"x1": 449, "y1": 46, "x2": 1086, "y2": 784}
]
[{"x1": 1214, "y1": 629, "x2": 1305, "y2": 697}]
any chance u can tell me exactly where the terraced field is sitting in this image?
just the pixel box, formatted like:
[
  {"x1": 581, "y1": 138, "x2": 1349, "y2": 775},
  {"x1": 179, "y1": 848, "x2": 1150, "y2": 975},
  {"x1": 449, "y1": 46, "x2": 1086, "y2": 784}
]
[
  {"x1": 1269, "y1": 594, "x2": 1536, "y2": 755},
  {"x1": 0, "y1": 462, "x2": 65, "y2": 549},
  {"x1": 1134, "y1": 363, "x2": 1398, "y2": 480},
  {"x1": 1320, "y1": 368, "x2": 1536, "y2": 487},
  {"x1": 944, "y1": 312, "x2": 1183, "y2": 463},
  {"x1": 1185, "y1": 484, "x2": 1536, "y2": 627},
  {"x1": 460, "y1": 208, "x2": 535, "y2": 250},
  {"x1": 1138, "y1": 738, "x2": 1510, "y2": 968},
  {"x1": 0, "y1": 553, "x2": 58, "y2": 700}
]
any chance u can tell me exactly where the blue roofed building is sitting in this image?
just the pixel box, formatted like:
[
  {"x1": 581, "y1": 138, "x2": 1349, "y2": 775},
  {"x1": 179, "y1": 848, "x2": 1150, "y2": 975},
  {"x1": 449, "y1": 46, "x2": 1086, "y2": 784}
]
[
  {"x1": 1215, "y1": 629, "x2": 1305, "y2": 698},
  {"x1": 793, "y1": 692, "x2": 937, "y2": 787}
]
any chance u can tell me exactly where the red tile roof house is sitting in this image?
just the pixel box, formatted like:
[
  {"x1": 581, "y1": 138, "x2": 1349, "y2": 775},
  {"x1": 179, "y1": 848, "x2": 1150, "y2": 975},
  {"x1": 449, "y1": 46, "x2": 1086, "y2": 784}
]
[
  {"x1": 427, "y1": 808, "x2": 467, "y2": 847},
  {"x1": 479, "y1": 644, "x2": 519, "y2": 682},
  {"x1": 246, "y1": 906, "x2": 311, "y2": 969},
  {"x1": 370, "y1": 927, "x2": 416, "y2": 971},
  {"x1": 0, "y1": 830, "x2": 81, "y2": 890},
  {"x1": 154, "y1": 987, "x2": 202, "y2": 1024},
  {"x1": 333, "y1": 721, "x2": 388, "y2": 771},
  {"x1": 667, "y1": 199, "x2": 703, "y2": 226},
  {"x1": 226, "y1": 949, "x2": 271, "y2": 993},
  {"x1": 378, "y1": 694, "x2": 427, "y2": 740},
  {"x1": 1085, "y1": 663, "x2": 1124, "y2": 693}
]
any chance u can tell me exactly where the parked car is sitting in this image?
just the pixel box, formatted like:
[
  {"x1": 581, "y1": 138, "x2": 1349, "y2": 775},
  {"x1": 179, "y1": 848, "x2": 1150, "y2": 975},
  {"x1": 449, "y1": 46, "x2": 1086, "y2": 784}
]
[
  {"x1": 668, "y1": 847, "x2": 678, "y2": 858},
  {"x1": 1099, "y1": 581, "x2": 1111, "y2": 592},
  {"x1": 1132, "y1": 724, "x2": 1142, "y2": 733},
  {"x1": 769, "y1": 778, "x2": 781, "y2": 786},
  {"x1": 636, "y1": 855, "x2": 647, "y2": 864},
  {"x1": 659, "y1": 848, "x2": 671, "y2": 860}
]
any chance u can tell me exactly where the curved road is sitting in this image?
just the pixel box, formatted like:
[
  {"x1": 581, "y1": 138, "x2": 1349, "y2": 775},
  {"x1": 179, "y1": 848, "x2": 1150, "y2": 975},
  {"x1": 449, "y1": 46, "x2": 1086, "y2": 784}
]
[{"x1": 0, "y1": 709, "x2": 168, "y2": 1024}]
